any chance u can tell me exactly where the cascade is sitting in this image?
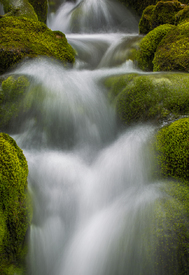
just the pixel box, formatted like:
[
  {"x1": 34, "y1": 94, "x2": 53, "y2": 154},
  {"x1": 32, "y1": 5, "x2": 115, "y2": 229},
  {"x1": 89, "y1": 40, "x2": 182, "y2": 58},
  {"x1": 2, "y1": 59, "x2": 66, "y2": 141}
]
[{"x1": 4, "y1": 0, "x2": 189, "y2": 274}]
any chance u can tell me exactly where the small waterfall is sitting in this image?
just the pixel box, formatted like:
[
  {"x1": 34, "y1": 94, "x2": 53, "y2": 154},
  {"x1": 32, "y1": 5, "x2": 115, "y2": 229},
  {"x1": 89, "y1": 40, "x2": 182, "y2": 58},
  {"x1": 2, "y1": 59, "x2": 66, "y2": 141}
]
[
  {"x1": 49, "y1": 0, "x2": 139, "y2": 33},
  {"x1": 2, "y1": 0, "x2": 189, "y2": 274}
]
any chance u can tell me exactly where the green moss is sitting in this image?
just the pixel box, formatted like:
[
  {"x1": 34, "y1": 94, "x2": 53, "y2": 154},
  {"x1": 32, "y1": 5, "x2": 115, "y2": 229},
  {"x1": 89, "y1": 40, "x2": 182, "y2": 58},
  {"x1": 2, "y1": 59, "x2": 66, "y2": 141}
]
[
  {"x1": 0, "y1": 16, "x2": 75, "y2": 74},
  {"x1": 136, "y1": 24, "x2": 175, "y2": 71},
  {"x1": 28, "y1": 0, "x2": 47, "y2": 23},
  {"x1": 152, "y1": 181, "x2": 189, "y2": 274},
  {"x1": 0, "y1": 133, "x2": 32, "y2": 275},
  {"x1": 139, "y1": 5, "x2": 155, "y2": 34},
  {"x1": 1, "y1": 0, "x2": 38, "y2": 21},
  {"x1": 175, "y1": 5, "x2": 189, "y2": 25},
  {"x1": 155, "y1": 118, "x2": 189, "y2": 181},
  {"x1": 0, "y1": 75, "x2": 29, "y2": 128},
  {"x1": 104, "y1": 72, "x2": 189, "y2": 125},
  {"x1": 153, "y1": 21, "x2": 189, "y2": 71}
]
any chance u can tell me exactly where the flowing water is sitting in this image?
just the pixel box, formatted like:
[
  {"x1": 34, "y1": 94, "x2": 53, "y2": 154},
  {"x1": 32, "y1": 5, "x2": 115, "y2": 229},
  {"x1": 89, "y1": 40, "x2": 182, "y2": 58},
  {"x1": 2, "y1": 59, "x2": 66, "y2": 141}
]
[{"x1": 5, "y1": 0, "x2": 189, "y2": 274}]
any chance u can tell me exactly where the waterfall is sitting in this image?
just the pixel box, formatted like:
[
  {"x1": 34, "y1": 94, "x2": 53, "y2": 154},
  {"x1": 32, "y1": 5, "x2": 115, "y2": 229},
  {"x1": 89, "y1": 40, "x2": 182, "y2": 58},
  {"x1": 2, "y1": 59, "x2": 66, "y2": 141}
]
[{"x1": 5, "y1": 0, "x2": 188, "y2": 274}]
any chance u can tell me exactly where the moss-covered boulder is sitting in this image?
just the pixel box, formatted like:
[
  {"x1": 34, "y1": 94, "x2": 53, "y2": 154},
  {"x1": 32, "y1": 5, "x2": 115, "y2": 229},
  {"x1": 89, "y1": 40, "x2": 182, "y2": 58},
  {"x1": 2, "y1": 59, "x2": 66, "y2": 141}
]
[
  {"x1": 104, "y1": 72, "x2": 189, "y2": 125},
  {"x1": 0, "y1": 133, "x2": 31, "y2": 275},
  {"x1": 0, "y1": 16, "x2": 75, "y2": 74},
  {"x1": 136, "y1": 24, "x2": 175, "y2": 71},
  {"x1": 154, "y1": 118, "x2": 189, "y2": 181},
  {"x1": 0, "y1": 75, "x2": 29, "y2": 128},
  {"x1": 28, "y1": 0, "x2": 47, "y2": 23},
  {"x1": 0, "y1": 0, "x2": 38, "y2": 21},
  {"x1": 139, "y1": 1, "x2": 183, "y2": 34},
  {"x1": 119, "y1": 0, "x2": 189, "y2": 16},
  {"x1": 153, "y1": 21, "x2": 189, "y2": 71}
]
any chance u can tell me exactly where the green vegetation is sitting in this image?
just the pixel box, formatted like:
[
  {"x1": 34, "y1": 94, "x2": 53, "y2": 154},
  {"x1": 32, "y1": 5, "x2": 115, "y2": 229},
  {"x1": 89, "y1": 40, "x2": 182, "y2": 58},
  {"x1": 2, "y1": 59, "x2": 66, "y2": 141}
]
[
  {"x1": 104, "y1": 72, "x2": 189, "y2": 125},
  {"x1": 137, "y1": 24, "x2": 175, "y2": 71},
  {"x1": 0, "y1": 133, "x2": 32, "y2": 275},
  {"x1": 153, "y1": 21, "x2": 189, "y2": 71},
  {"x1": 0, "y1": 75, "x2": 29, "y2": 128},
  {"x1": 0, "y1": 0, "x2": 38, "y2": 21},
  {"x1": 28, "y1": 0, "x2": 47, "y2": 23},
  {"x1": 0, "y1": 16, "x2": 75, "y2": 74},
  {"x1": 154, "y1": 118, "x2": 189, "y2": 181}
]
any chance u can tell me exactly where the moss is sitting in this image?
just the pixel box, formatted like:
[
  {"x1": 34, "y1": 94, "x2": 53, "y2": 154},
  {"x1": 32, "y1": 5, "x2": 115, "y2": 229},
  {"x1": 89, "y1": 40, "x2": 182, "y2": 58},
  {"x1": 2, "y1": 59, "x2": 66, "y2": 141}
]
[
  {"x1": 151, "y1": 181, "x2": 189, "y2": 274},
  {"x1": 154, "y1": 118, "x2": 189, "y2": 181},
  {"x1": 139, "y1": 5, "x2": 155, "y2": 34},
  {"x1": 175, "y1": 5, "x2": 189, "y2": 25},
  {"x1": 1, "y1": 0, "x2": 38, "y2": 21},
  {"x1": 136, "y1": 24, "x2": 175, "y2": 71},
  {"x1": 0, "y1": 75, "x2": 29, "y2": 128},
  {"x1": 119, "y1": 0, "x2": 189, "y2": 16},
  {"x1": 139, "y1": 1, "x2": 183, "y2": 35},
  {"x1": 104, "y1": 72, "x2": 189, "y2": 125},
  {"x1": 153, "y1": 21, "x2": 189, "y2": 71},
  {"x1": 0, "y1": 133, "x2": 32, "y2": 275},
  {"x1": 28, "y1": 0, "x2": 47, "y2": 23},
  {"x1": 0, "y1": 16, "x2": 75, "y2": 74}
]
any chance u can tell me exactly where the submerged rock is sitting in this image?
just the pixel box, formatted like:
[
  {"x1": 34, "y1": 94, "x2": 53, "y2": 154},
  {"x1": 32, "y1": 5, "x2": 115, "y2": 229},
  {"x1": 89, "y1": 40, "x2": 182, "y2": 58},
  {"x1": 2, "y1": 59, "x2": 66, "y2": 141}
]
[
  {"x1": 0, "y1": 16, "x2": 75, "y2": 74},
  {"x1": 104, "y1": 72, "x2": 189, "y2": 125},
  {"x1": 0, "y1": 133, "x2": 32, "y2": 275}
]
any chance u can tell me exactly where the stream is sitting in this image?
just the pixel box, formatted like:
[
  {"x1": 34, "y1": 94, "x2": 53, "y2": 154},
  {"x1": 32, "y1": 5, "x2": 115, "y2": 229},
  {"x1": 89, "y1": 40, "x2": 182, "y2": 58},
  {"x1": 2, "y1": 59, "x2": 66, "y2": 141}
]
[{"x1": 7, "y1": 0, "x2": 189, "y2": 274}]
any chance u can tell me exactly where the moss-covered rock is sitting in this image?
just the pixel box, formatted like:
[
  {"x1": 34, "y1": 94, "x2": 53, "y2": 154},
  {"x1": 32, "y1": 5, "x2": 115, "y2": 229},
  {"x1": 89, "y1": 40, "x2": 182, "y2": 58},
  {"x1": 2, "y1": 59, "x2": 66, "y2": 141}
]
[
  {"x1": 137, "y1": 24, "x2": 175, "y2": 71},
  {"x1": 153, "y1": 21, "x2": 189, "y2": 71},
  {"x1": 0, "y1": 0, "x2": 38, "y2": 21},
  {"x1": 175, "y1": 5, "x2": 189, "y2": 24},
  {"x1": 28, "y1": 0, "x2": 47, "y2": 23},
  {"x1": 104, "y1": 72, "x2": 189, "y2": 125},
  {"x1": 154, "y1": 118, "x2": 189, "y2": 181},
  {"x1": 0, "y1": 16, "x2": 75, "y2": 74},
  {"x1": 152, "y1": 181, "x2": 189, "y2": 274},
  {"x1": 0, "y1": 133, "x2": 31, "y2": 275},
  {"x1": 139, "y1": 1, "x2": 183, "y2": 34},
  {"x1": 0, "y1": 75, "x2": 29, "y2": 128},
  {"x1": 119, "y1": 0, "x2": 189, "y2": 16}
]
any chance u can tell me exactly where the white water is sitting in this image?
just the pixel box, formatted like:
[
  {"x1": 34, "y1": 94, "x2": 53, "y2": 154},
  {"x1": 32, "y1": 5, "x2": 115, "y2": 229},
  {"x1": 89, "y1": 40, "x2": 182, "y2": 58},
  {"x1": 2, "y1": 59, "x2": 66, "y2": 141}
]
[{"x1": 4, "y1": 0, "x2": 188, "y2": 274}]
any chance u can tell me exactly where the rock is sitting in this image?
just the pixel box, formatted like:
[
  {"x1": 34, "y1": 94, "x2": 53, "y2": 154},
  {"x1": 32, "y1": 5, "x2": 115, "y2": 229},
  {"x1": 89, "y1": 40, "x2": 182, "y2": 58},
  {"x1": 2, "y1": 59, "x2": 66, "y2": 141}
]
[
  {"x1": 0, "y1": 75, "x2": 29, "y2": 128},
  {"x1": 136, "y1": 24, "x2": 175, "y2": 71},
  {"x1": 154, "y1": 117, "x2": 189, "y2": 181},
  {"x1": 0, "y1": 133, "x2": 32, "y2": 275},
  {"x1": 28, "y1": 0, "x2": 47, "y2": 23},
  {"x1": 0, "y1": 0, "x2": 38, "y2": 21},
  {"x1": 153, "y1": 21, "x2": 189, "y2": 71},
  {"x1": 139, "y1": 0, "x2": 183, "y2": 34},
  {"x1": 104, "y1": 72, "x2": 189, "y2": 125},
  {"x1": 0, "y1": 16, "x2": 75, "y2": 74}
]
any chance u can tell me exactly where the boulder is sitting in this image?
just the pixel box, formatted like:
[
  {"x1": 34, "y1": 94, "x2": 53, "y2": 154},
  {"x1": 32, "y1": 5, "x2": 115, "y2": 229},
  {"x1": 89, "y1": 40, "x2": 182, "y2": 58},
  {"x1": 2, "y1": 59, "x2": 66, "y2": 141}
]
[
  {"x1": 0, "y1": 16, "x2": 75, "y2": 75},
  {"x1": 0, "y1": 133, "x2": 32, "y2": 275},
  {"x1": 104, "y1": 72, "x2": 189, "y2": 125}
]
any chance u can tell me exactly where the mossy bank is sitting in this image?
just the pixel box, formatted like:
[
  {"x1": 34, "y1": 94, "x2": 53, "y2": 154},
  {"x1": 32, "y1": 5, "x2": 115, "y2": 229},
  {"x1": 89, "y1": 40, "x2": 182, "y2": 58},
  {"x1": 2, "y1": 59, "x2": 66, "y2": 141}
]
[
  {"x1": 0, "y1": 133, "x2": 32, "y2": 275},
  {"x1": 0, "y1": 16, "x2": 75, "y2": 74}
]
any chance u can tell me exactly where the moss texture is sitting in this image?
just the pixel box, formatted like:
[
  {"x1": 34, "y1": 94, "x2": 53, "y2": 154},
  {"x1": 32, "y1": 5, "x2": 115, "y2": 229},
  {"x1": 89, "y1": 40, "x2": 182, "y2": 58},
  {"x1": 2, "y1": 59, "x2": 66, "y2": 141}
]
[
  {"x1": 0, "y1": 133, "x2": 31, "y2": 275},
  {"x1": 118, "y1": 0, "x2": 189, "y2": 16},
  {"x1": 153, "y1": 21, "x2": 189, "y2": 72},
  {"x1": 136, "y1": 24, "x2": 175, "y2": 71},
  {"x1": 104, "y1": 72, "x2": 189, "y2": 125},
  {"x1": 152, "y1": 181, "x2": 189, "y2": 274},
  {"x1": 28, "y1": 0, "x2": 47, "y2": 23},
  {"x1": 154, "y1": 118, "x2": 189, "y2": 181},
  {"x1": 139, "y1": 1, "x2": 183, "y2": 34},
  {"x1": 0, "y1": 0, "x2": 38, "y2": 21},
  {"x1": 0, "y1": 75, "x2": 29, "y2": 128},
  {"x1": 0, "y1": 16, "x2": 75, "y2": 74}
]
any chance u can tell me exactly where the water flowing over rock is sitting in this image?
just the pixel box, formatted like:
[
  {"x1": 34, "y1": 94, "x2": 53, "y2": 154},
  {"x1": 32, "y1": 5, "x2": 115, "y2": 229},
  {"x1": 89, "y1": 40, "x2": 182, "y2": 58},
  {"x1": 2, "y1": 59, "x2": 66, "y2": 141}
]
[{"x1": 1, "y1": 0, "x2": 189, "y2": 274}]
